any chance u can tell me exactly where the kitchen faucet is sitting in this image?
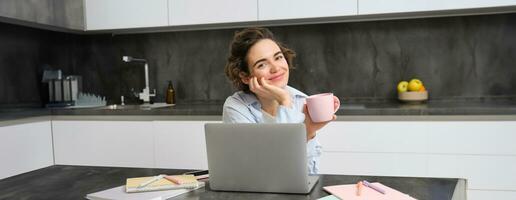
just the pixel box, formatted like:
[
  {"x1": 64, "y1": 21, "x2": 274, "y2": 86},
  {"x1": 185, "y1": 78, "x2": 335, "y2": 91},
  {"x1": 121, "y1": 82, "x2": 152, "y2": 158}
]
[{"x1": 122, "y1": 56, "x2": 155, "y2": 103}]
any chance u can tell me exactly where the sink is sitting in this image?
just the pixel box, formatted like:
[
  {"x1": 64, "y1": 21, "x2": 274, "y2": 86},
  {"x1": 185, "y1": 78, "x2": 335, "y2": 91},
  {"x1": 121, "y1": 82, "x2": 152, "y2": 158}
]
[
  {"x1": 95, "y1": 104, "x2": 141, "y2": 110},
  {"x1": 141, "y1": 103, "x2": 175, "y2": 109},
  {"x1": 96, "y1": 103, "x2": 174, "y2": 110}
]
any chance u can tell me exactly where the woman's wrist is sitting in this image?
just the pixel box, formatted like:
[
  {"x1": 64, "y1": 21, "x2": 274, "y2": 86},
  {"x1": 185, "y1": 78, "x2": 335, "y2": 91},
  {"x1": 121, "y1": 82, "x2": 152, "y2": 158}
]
[
  {"x1": 278, "y1": 94, "x2": 291, "y2": 107},
  {"x1": 306, "y1": 130, "x2": 316, "y2": 141}
]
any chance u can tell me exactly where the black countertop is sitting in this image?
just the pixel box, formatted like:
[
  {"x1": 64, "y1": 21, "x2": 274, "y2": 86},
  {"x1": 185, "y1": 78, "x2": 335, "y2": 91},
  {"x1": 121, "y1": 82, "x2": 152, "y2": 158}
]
[
  {"x1": 0, "y1": 108, "x2": 51, "y2": 121},
  {"x1": 1, "y1": 97, "x2": 516, "y2": 122},
  {"x1": 0, "y1": 165, "x2": 465, "y2": 200},
  {"x1": 52, "y1": 100, "x2": 516, "y2": 115}
]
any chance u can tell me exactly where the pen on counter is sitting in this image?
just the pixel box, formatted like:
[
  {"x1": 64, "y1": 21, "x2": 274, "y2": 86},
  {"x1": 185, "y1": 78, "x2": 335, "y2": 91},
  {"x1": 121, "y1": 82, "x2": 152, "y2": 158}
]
[
  {"x1": 356, "y1": 181, "x2": 363, "y2": 196},
  {"x1": 164, "y1": 176, "x2": 182, "y2": 185},
  {"x1": 362, "y1": 180, "x2": 386, "y2": 194},
  {"x1": 137, "y1": 174, "x2": 165, "y2": 188}
]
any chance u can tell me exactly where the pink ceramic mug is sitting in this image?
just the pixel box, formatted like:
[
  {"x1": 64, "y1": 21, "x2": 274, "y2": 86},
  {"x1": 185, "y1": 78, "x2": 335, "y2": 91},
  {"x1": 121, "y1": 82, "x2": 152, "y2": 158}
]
[{"x1": 306, "y1": 93, "x2": 340, "y2": 123}]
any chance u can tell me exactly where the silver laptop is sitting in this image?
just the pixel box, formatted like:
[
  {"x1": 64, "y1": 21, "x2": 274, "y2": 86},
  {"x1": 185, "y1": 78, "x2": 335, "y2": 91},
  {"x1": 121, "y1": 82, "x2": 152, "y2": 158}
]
[{"x1": 204, "y1": 123, "x2": 319, "y2": 194}]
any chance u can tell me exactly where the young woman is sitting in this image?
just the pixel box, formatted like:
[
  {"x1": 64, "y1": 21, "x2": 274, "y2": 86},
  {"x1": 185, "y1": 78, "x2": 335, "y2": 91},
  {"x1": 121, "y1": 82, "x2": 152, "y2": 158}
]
[{"x1": 223, "y1": 27, "x2": 339, "y2": 174}]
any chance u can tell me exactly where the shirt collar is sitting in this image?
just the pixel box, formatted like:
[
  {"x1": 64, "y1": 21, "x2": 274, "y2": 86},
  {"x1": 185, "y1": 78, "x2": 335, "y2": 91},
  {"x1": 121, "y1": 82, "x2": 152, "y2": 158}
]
[{"x1": 286, "y1": 85, "x2": 308, "y2": 99}]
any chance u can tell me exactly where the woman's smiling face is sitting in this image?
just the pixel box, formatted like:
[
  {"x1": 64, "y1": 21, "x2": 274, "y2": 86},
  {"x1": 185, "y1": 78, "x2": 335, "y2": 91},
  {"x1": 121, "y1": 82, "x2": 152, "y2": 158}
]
[{"x1": 243, "y1": 39, "x2": 290, "y2": 88}]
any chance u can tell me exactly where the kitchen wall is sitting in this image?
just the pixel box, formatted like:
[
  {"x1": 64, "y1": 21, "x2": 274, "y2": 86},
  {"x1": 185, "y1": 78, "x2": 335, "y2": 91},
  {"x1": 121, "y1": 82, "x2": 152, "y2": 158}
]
[
  {"x1": 0, "y1": 22, "x2": 79, "y2": 107},
  {"x1": 1, "y1": 13, "x2": 516, "y2": 107}
]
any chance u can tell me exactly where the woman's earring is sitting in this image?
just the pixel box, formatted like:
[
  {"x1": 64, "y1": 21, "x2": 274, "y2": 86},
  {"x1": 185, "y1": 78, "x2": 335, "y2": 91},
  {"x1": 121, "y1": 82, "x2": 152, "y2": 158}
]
[{"x1": 240, "y1": 73, "x2": 250, "y2": 84}]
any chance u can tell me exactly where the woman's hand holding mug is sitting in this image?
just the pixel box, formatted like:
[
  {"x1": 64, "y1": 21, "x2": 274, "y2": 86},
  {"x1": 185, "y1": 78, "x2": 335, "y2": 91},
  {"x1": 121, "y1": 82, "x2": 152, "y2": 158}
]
[{"x1": 304, "y1": 93, "x2": 340, "y2": 140}]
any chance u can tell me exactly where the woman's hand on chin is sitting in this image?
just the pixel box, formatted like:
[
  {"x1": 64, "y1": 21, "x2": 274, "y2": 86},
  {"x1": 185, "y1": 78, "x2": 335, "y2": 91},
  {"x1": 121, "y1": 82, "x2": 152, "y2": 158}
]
[{"x1": 249, "y1": 77, "x2": 291, "y2": 107}]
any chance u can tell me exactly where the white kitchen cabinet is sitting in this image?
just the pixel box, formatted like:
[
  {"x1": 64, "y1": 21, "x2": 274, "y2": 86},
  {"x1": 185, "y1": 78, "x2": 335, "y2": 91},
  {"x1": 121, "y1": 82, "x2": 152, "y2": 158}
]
[
  {"x1": 317, "y1": 122, "x2": 429, "y2": 176},
  {"x1": 318, "y1": 121, "x2": 428, "y2": 153},
  {"x1": 319, "y1": 152, "x2": 428, "y2": 177},
  {"x1": 437, "y1": 155, "x2": 516, "y2": 200},
  {"x1": 79, "y1": 0, "x2": 516, "y2": 31},
  {"x1": 52, "y1": 120, "x2": 155, "y2": 168},
  {"x1": 258, "y1": 0, "x2": 357, "y2": 21},
  {"x1": 168, "y1": 0, "x2": 257, "y2": 26},
  {"x1": 154, "y1": 121, "x2": 219, "y2": 170},
  {"x1": 428, "y1": 155, "x2": 516, "y2": 190},
  {"x1": 468, "y1": 190, "x2": 516, "y2": 200},
  {"x1": 0, "y1": 121, "x2": 53, "y2": 179},
  {"x1": 85, "y1": 0, "x2": 168, "y2": 30},
  {"x1": 359, "y1": 0, "x2": 516, "y2": 15},
  {"x1": 317, "y1": 121, "x2": 516, "y2": 200},
  {"x1": 425, "y1": 121, "x2": 516, "y2": 155}
]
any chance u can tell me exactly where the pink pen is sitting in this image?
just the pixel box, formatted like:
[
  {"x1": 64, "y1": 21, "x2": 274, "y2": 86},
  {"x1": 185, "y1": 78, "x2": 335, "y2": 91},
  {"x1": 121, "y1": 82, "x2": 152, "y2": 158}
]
[{"x1": 362, "y1": 180, "x2": 386, "y2": 194}]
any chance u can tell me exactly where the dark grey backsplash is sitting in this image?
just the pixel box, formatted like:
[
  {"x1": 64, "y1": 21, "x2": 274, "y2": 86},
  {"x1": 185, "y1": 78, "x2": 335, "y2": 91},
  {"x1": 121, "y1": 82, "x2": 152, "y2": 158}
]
[
  {"x1": 0, "y1": 22, "x2": 79, "y2": 107},
  {"x1": 1, "y1": 13, "x2": 516, "y2": 107}
]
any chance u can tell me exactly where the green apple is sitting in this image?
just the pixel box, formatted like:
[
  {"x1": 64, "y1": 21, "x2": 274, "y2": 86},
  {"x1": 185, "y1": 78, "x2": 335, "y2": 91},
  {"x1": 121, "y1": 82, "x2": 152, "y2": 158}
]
[
  {"x1": 408, "y1": 79, "x2": 423, "y2": 91},
  {"x1": 397, "y1": 81, "x2": 408, "y2": 93}
]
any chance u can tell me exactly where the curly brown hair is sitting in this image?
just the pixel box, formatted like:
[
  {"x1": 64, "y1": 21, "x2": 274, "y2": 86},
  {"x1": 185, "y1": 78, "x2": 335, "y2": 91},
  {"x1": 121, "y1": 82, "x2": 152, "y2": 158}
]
[{"x1": 224, "y1": 27, "x2": 296, "y2": 93}]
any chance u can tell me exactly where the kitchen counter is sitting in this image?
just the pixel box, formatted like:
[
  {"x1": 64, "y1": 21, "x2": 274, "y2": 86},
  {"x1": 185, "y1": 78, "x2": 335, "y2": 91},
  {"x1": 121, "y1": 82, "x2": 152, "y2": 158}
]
[
  {"x1": 50, "y1": 100, "x2": 516, "y2": 116},
  {"x1": 1, "y1": 97, "x2": 516, "y2": 124},
  {"x1": 0, "y1": 165, "x2": 466, "y2": 200},
  {"x1": 0, "y1": 108, "x2": 50, "y2": 121},
  {"x1": 0, "y1": 108, "x2": 52, "y2": 126},
  {"x1": 339, "y1": 99, "x2": 516, "y2": 115}
]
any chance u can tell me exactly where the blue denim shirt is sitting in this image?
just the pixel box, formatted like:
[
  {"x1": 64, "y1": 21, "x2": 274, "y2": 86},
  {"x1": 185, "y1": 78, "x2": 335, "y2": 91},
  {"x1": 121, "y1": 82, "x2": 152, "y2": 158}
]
[{"x1": 222, "y1": 85, "x2": 322, "y2": 174}]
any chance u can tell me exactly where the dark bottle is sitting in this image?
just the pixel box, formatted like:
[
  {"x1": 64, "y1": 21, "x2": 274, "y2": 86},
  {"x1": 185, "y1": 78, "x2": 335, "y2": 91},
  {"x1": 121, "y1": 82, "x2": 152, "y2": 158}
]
[{"x1": 165, "y1": 81, "x2": 175, "y2": 104}]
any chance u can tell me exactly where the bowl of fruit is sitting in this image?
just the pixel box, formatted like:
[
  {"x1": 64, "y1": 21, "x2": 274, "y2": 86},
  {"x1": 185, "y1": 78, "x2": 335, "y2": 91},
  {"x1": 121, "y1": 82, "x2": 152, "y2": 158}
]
[{"x1": 397, "y1": 78, "x2": 428, "y2": 103}]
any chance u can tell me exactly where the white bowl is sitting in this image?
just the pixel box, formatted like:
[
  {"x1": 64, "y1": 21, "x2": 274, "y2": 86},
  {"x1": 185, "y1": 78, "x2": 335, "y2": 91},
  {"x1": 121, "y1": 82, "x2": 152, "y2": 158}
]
[{"x1": 398, "y1": 91, "x2": 428, "y2": 103}]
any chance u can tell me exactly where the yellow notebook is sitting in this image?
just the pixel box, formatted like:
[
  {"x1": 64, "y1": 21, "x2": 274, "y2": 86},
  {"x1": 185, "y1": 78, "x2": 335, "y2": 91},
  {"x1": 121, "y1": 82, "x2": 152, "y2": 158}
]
[{"x1": 125, "y1": 175, "x2": 199, "y2": 193}]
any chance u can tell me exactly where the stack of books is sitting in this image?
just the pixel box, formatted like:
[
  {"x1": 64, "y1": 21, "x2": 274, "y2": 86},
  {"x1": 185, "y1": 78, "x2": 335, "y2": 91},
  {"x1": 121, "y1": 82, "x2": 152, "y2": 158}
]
[{"x1": 126, "y1": 174, "x2": 200, "y2": 193}]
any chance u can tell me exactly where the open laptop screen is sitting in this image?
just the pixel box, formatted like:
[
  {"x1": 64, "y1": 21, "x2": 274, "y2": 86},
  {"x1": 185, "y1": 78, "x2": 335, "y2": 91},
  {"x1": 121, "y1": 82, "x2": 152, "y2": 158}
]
[{"x1": 204, "y1": 123, "x2": 318, "y2": 194}]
